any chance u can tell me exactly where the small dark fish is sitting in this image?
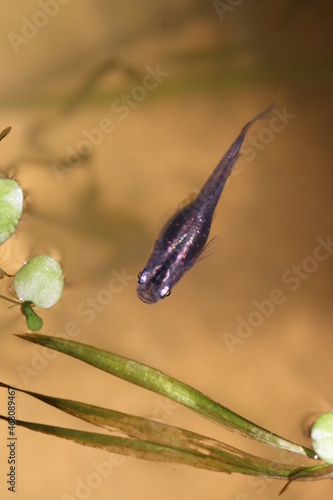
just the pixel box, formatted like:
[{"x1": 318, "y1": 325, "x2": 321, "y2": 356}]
[{"x1": 137, "y1": 105, "x2": 273, "y2": 304}]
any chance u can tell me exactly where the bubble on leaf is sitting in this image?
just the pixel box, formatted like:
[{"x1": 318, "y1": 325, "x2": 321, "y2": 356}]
[
  {"x1": 0, "y1": 178, "x2": 23, "y2": 245},
  {"x1": 311, "y1": 411, "x2": 333, "y2": 464},
  {"x1": 14, "y1": 255, "x2": 64, "y2": 309}
]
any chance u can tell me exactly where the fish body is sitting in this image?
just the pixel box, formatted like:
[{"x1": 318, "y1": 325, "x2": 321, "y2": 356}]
[{"x1": 137, "y1": 105, "x2": 273, "y2": 304}]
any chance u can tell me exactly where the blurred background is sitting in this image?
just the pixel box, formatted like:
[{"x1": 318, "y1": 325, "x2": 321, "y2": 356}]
[{"x1": 0, "y1": 1, "x2": 332, "y2": 498}]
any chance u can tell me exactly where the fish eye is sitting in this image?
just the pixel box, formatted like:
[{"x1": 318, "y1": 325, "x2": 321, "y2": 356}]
[
  {"x1": 159, "y1": 285, "x2": 171, "y2": 299},
  {"x1": 137, "y1": 270, "x2": 146, "y2": 283}
]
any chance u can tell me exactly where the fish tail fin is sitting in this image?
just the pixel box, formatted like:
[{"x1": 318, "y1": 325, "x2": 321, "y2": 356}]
[{"x1": 240, "y1": 103, "x2": 276, "y2": 136}]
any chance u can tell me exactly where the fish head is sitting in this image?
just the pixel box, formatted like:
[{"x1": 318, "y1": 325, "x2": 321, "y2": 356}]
[{"x1": 136, "y1": 267, "x2": 171, "y2": 304}]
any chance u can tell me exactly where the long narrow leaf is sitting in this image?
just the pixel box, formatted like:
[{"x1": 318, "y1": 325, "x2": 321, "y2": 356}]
[
  {"x1": 1, "y1": 412, "x2": 332, "y2": 481},
  {"x1": 0, "y1": 382, "x2": 308, "y2": 477},
  {"x1": 17, "y1": 333, "x2": 315, "y2": 458},
  {"x1": 0, "y1": 415, "x2": 236, "y2": 473}
]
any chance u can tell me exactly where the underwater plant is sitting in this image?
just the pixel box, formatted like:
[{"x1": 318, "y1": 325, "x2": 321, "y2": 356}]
[
  {"x1": 0, "y1": 128, "x2": 64, "y2": 330},
  {"x1": 1, "y1": 334, "x2": 333, "y2": 496}
]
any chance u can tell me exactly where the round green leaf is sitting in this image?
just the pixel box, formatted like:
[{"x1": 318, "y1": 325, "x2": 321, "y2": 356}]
[
  {"x1": 0, "y1": 178, "x2": 23, "y2": 245},
  {"x1": 311, "y1": 411, "x2": 333, "y2": 464},
  {"x1": 14, "y1": 255, "x2": 64, "y2": 309}
]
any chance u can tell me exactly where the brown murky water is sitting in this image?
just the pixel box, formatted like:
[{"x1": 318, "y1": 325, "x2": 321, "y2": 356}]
[{"x1": 1, "y1": 2, "x2": 332, "y2": 499}]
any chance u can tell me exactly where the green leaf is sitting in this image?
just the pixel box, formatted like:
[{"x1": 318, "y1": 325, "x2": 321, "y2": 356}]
[
  {"x1": 0, "y1": 177, "x2": 23, "y2": 245},
  {"x1": 14, "y1": 255, "x2": 64, "y2": 309},
  {"x1": 0, "y1": 127, "x2": 11, "y2": 141},
  {"x1": 0, "y1": 415, "x2": 262, "y2": 474},
  {"x1": 17, "y1": 333, "x2": 315, "y2": 458},
  {"x1": 1, "y1": 383, "x2": 333, "y2": 481},
  {"x1": 311, "y1": 412, "x2": 333, "y2": 464},
  {"x1": 0, "y1": 384, "x2": 318, "y2": 479}
]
